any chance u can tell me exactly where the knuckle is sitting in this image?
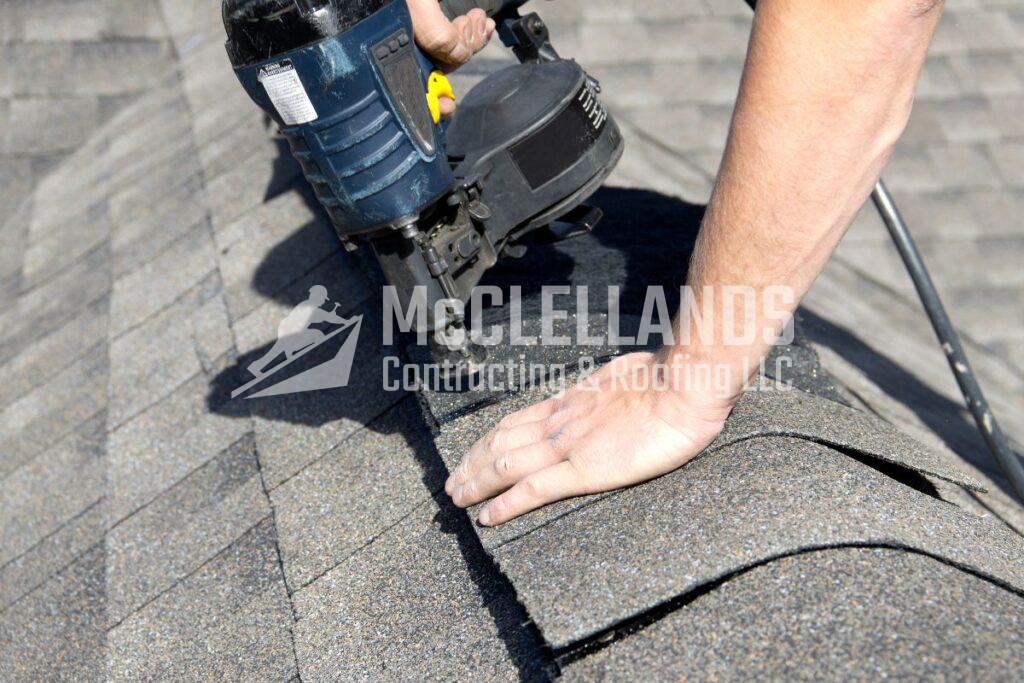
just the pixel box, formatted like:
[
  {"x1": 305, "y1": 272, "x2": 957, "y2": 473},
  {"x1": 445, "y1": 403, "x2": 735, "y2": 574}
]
[
  {"x1": 423, "y1": 27, "x2": 458, "y2": 53},
  {"x1": 489, "y1": 429, "x2": 504, "y2": 452},
  {"x1": 496, "y1": 455, "x2": 512, "y2": 477},
  {"x1": 520, "y1": 476, "x2": 542, "y2": 500},
  {"x1": 547, "y1": 429, "x2": 566, "y2": 451},
  {"x1": 547, "y1": 422, "x2": 579, "y2": 452}
]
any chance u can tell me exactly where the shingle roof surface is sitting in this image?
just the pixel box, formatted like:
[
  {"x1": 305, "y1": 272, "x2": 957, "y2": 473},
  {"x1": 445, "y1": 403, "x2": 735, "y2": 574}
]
[{"x1": 1, "y1": 0, "x2": 1024, "y2": 680}]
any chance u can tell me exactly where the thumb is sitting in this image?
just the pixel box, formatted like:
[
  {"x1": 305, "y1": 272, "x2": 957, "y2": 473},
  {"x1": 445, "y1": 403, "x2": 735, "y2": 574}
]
[{"x1": 406, "y1": 0, "x2": 473, "y2": 66}]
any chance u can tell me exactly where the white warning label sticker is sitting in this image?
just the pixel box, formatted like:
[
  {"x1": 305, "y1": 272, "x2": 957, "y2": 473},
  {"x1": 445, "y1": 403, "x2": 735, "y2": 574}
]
[{"x1": 258, "y1": 60, "x2": 318, "y2": 126}]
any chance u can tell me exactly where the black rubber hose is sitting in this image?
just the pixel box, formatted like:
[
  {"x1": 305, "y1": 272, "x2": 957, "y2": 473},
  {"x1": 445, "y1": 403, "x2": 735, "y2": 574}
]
[{"x1": 871, "y1": 181, "x2": 1024, "y2": 503}]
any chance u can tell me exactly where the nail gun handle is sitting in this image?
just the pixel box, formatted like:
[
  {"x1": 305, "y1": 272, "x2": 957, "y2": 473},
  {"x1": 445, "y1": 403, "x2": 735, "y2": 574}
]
[{"x1": 439, "y1": 0, "x2": 528, "y2": 20}]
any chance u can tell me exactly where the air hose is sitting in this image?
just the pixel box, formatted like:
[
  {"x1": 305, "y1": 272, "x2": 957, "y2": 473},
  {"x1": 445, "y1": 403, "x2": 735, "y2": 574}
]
[
  {"x1": 738, "y1": 0, "x2": 1024, "y2": 504},
  {"x1": 871, "y1": 181, "x2": 1024, "y2": 503}
]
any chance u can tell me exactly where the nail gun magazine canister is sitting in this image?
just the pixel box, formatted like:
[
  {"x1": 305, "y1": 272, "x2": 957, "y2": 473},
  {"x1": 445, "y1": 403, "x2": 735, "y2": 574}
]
[{"x1": 223, "y1": 0, "x2": 454, "y2": 235}]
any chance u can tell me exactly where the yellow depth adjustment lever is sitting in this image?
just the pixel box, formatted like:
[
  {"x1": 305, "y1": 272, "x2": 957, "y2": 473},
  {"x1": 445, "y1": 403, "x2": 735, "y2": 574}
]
[{"x1": 426, "y1": 71, "x2": 455, "y2": 124}]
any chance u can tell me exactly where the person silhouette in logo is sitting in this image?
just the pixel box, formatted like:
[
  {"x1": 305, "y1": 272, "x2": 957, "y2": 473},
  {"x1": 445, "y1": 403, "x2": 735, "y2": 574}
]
[{"x1": 247, "y1": 285, "x2": 348, "y2": 377}]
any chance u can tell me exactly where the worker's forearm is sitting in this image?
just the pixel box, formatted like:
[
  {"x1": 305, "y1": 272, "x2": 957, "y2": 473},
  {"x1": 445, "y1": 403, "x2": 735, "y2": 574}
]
[{"x1": 662, "y1": 0, "x2": 942, "y2": 405}]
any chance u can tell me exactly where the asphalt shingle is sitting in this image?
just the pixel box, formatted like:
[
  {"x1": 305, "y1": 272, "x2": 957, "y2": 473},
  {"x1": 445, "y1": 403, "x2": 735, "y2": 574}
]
[
  {"x1": 68, "y1": 41, "x2": 173, "y2": 97},
  {"x1": 226, "y1": 253, "x2": 369, "y2": 359},
  {"x1": 219, "y1": 262, "x2": 398, "y2": 487},
  {"x1": 716, "y1": 381, "x2": 982, "y2": 490},
  {"x1": 106, "y1": 364, "x2": 252, "y2": 524},
  {"x1": 215, "y1": 188, "x2": 351, "y2": 322},
  {"x1": 0, "y1": 544, "x2": 106, "y2": 682},
  {"x1": 487, "y1": 436, "x2": 1024, "y2": 649},
  {"x1": 0, "y1": 159, "x2": 33, "y2": 226},
  {"x1": 803, "y1": 256, "x2": 1024, "y2": 492},
  {"x1": 5, "y1": 42, "x2": 76, "y2": 96},
  {"x1": 990, "y1": 141, "x2": 1024, "y2": 188},
  {"x1": 14, "y1": 0, "x2": 161, "y2": 42},
  {"x1": 0, "y1": 295, "x2": 108, "y2": 409},
  {"x1": 106, "y1": 143, "x2": 205, "y2": 237},
  {"x1": 107, "y1": 272, "x2": 231, "y2": 427},
  {"x1": 0, "y1": 343, "x2": 108, "y2": 479},
  {"x1": 5, "y1": 94, "x2": 100, "y2": 156},
  {"x1": 0, "y1": 413, "x2": 105, "y2": 567},
  {"x1": 100, "y1": 0, "x2": 168, "y2": 40},
  {"x1": 271, "y1": 398, "x2": 443, "y2": 590},
  {"x1": 203, "y1": 149, "x2": 305, "y2": 233},
  {"x1": 564, "y1": 547, "x2": 1024, "y2": 680},
  {"x1": 293, "y1": 495, "x2": 548, "y2": 681},
  {"x1": 415, "y1": 312, "x2": 640, "y2": 426},
  {"x1": 102, "y1": 86, "x2": 196, "y2": 181},
  {"x1": 0, "y1": 242, "x2": 111, "y2": 368},
  {"x1": 105, "y1": 433, "x2": 268, "y2": 625},
  {"x1": 108, "y1": 223, "x2": 218, "y2": 338},
  {"x1": 155, "y1": 0, "x2": 219, "y2": 44},
  {"x1": 0, "y1": 499, "x2": 105, "y2": 613},
  {"x1": 176, "y1": 40, "x2": 258, "y2": 147},
  {"x1": 22, "y1": 200, "x2": 110, "y2": 288},
  {"x1": 246, "y1": 338, "x2": 405, "y2": 489},
  {"x1": 106, "y1": 517, "x2": 297, "y2": 681},
  {"x1": 111, "y1": 181, "x2": 209, "y2": 278},
  {"x1": 192, "y1": 106, "x2": 273, "y2": 181}
]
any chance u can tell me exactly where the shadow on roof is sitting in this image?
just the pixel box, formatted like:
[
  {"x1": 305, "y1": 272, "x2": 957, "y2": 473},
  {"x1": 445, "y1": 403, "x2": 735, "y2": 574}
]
[
  {"x1": 201, "y1": 132, "x2": 1020, "y2": 506},
  {"x1": 800, "y1": 308, "x2": 1024, "y2": 501},
  {"x1": 203, "y1": 183, "x2": 707, "y2": 433}
]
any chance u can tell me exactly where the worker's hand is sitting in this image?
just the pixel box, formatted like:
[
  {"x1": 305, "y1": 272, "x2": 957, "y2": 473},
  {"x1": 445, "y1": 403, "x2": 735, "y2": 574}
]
[
  {"x1": 407, "y1": 0, "x2": 496, "y2": 116},
  {"x1": 445, "y1": 352, "x2": 735, "y2": 526}
]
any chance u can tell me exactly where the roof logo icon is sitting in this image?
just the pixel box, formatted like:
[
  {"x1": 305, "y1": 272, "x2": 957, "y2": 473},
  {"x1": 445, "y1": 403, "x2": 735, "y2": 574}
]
[{"x1": 232, "y1": 285, "x2": 362, "y2": 399}]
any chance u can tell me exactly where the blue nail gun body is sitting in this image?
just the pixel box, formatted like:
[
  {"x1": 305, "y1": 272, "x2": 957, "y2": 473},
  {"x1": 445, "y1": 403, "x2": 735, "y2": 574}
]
[
  {"x1": 223, "y1": 0, "x2": 623, "y2": 365},
  {"x1": 228, "y1": 0, "x2": 453, "y2": 233}
]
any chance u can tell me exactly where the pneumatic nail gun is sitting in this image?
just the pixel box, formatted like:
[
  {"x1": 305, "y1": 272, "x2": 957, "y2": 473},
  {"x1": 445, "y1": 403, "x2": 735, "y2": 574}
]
[{"x1": 222, "y1": 0, "x2": 623, "y2": 372}]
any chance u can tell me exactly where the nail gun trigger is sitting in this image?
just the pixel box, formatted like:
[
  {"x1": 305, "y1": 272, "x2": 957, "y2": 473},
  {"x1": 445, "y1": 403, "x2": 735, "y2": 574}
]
[
  {"x1": 467, "y1": 199, "x2": 492, "y2": 222},
  {"x1": 501, "y1": 243, "x2": 529, "y2": 259},
  {"x1": 546, "y1": 204, "x2": 603, "y2": 242},
  {"x1": 445, "y1": 177, "x2": 492, "y2": 222}
]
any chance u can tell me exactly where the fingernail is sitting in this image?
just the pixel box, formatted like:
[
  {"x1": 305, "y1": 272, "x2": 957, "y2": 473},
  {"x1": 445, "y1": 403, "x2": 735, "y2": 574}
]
[{"x1": 478, "y1": 507, "x2": 491, "y2": 526}]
